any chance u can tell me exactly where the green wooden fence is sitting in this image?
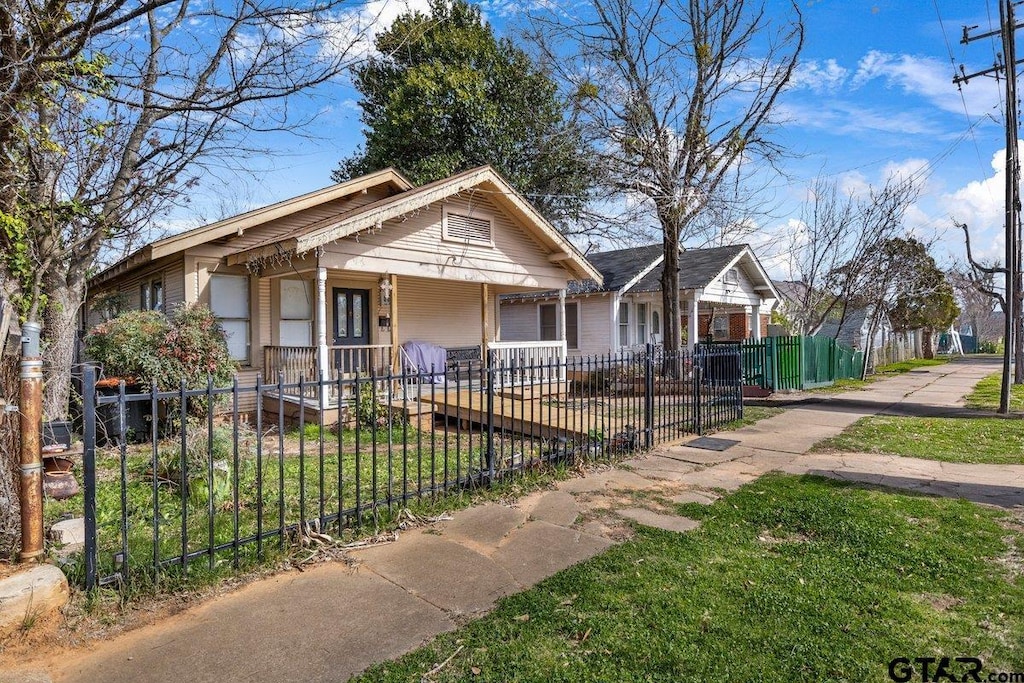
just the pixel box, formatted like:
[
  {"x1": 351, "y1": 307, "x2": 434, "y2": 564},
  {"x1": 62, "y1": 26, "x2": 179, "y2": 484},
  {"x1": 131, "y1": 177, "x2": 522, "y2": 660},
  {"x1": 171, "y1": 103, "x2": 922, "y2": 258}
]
[{"x1": 724, "y1": 335, "x2": 864, "y2": 392}]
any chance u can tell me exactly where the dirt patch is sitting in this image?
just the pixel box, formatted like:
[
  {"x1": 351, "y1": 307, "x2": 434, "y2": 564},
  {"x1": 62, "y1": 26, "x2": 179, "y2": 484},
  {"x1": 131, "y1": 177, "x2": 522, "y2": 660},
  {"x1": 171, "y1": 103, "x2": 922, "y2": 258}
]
[
  {"x1": 916, "y1": 593, "x2": 965, "y2": 612},
  {"x1": 756, "y1": 530, "x2": 811, "y2": 545}
]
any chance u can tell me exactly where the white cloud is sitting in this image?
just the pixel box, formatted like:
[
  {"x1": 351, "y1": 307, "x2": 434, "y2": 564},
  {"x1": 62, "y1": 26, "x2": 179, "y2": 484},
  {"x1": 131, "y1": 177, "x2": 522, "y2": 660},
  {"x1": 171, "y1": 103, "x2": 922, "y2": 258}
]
[
  {"x1": 790, "y1": 59, "x2": 848, "y2": 93},
  {"x1": 775, "y1": 100, "x2": 941, "y2": 137},
  {"x1": 850, "y1": 50, "x2": 999, "y2": 118},
  {"x1": 938, "y1": 148, "x2": 1005, "y2": 263}
]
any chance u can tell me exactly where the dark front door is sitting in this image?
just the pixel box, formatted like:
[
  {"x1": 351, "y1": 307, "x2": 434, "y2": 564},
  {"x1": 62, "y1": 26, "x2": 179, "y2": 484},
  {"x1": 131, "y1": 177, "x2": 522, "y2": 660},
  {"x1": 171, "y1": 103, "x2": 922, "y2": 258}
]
[{"x1": 333, "y1": 288, "x2": 370, "y2": 373}]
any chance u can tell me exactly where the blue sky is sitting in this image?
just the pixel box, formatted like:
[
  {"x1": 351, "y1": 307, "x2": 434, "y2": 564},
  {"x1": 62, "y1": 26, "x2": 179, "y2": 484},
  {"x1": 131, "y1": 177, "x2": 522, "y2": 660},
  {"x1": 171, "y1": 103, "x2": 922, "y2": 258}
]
[{"x1": 175, "y1": 0, "x2": 1012, "y2": 277}]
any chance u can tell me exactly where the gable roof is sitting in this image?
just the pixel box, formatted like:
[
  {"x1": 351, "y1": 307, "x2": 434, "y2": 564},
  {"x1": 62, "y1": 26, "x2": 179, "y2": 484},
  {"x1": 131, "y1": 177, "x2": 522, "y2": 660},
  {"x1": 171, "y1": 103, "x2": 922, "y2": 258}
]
[
  {"x1": 92, "y1": 167, "x2": 414, "y2": 287},
  {"x1": 225, "y1": 165, "x2": 601, "y2": 283},
  {"x1": 568, "y1": 244, "x2": 664, "y2": 294},
  {"x1": 92, "y1": 165, "x2": 601, "y2": 286},
  {"x1": 503, "y1": 243, "x2": 779, "y2": 302},
  {"x1": 629, "y1": 244, "x2": 747, "y2": 293}
]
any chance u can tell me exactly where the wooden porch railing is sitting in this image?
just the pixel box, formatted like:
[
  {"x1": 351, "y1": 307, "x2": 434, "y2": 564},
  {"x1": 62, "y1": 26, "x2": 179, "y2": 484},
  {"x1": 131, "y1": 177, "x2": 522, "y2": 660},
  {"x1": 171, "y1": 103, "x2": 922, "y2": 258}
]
[
  {"x1": 488, "y1": 340, "x2": 567, "y2": 388},
  {"x1": 264, "y1": 344, "x2": 393, "y2": 402}
]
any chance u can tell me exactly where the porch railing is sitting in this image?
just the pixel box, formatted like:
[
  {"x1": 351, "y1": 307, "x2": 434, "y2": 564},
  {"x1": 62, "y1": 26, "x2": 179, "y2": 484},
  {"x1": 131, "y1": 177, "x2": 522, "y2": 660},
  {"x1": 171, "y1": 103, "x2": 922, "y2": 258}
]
[
  {"x1": 488, "y1": 340, "x2": 567, "y2": 388},
  {"x1": 264, "y1": 344, "x2": 393, "y2": 402}
]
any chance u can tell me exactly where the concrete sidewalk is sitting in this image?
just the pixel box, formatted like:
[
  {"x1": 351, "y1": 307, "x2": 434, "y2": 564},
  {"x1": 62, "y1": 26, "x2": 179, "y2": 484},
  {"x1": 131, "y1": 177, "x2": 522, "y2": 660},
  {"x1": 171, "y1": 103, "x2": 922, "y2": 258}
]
[{"x1": 14, "y1": 356, "x2": 1020, "y2": 683}]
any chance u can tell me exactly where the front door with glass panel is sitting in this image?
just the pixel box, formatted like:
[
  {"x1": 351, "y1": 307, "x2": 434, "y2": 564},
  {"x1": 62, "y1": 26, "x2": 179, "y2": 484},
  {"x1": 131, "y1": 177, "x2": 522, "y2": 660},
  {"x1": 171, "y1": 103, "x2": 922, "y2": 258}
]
[{"x1": 333, "y1": 288, "x2": 370, "y2": 372}]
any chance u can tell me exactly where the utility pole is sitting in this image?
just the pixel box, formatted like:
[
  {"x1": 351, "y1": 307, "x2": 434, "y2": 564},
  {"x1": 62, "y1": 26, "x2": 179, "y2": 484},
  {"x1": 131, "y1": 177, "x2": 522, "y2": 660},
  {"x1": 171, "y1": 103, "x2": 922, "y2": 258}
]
[{"x1": 957, "y1": 0, "x2": 1022, "y2": 414}]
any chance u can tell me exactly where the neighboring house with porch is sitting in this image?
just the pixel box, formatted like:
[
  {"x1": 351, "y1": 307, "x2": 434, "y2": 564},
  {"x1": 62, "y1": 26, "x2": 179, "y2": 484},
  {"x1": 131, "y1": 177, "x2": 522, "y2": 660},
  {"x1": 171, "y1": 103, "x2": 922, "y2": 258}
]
[
  {"x1": 499, "y1": 244, "x2": 778, "y2": 355},
  {"x1": 85, "y1": 165, "x2": 600, "y2": 418}
]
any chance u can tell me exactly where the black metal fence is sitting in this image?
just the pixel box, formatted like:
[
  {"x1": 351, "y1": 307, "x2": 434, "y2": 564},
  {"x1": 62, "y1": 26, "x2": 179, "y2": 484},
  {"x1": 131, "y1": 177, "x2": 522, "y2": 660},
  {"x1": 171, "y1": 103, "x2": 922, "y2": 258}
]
[{"x1": 79, "y1": 345, "x2": 742, "y2": 589}]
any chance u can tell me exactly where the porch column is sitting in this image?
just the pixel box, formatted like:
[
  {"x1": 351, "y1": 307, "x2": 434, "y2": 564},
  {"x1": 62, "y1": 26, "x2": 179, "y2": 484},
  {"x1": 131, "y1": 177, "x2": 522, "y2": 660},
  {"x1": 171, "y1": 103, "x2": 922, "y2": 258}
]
[
  {"x1": 687, "y1": 294, "x2": 700, "y2": 353},
  {"x1": 316, "y1": 265, "x2": 330, "y2": 407},
  {"x1": 389, "y1": 274, "x2": 399, "y2": 372},
  {"x1": 558, "y1": 288, "x2": 567, "y2": 342},
  {"x1": 748, "y1": 305, "x2": 761, "y2": 341},
  {"x1": 481, "y1": 283, "x2": 490, "y2": 356}
]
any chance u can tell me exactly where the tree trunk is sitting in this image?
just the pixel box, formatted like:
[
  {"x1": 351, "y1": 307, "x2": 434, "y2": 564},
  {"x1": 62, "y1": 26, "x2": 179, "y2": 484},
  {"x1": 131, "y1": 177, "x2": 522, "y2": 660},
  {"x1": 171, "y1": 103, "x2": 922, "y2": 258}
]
[
  {"x1": 660, "y1": 228, "x2": 682, "y2": 375},
  {"x1": 0, "y1": 351, "x2": 20, "y2": 555},
  {"x1": 922, "y1": 327, "x2": 935, "y2": 359},
  {"x1": 42, "y1": 268, "x2": 85, "y2": 421}
]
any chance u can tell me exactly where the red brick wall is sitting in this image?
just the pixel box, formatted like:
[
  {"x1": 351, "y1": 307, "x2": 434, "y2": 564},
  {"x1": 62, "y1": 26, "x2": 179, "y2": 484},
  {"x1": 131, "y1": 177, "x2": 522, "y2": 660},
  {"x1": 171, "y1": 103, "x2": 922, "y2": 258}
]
[{"x1": 728, "y1": 313, "x2": 748, "y2": 340}]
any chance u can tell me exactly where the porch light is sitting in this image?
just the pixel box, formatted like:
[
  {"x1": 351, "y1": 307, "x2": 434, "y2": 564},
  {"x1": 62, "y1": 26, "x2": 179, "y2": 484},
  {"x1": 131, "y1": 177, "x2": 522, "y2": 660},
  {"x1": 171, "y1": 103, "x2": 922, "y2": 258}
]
[{"x1": 379, "y1": 275, "x2": 393, "y2": 306}]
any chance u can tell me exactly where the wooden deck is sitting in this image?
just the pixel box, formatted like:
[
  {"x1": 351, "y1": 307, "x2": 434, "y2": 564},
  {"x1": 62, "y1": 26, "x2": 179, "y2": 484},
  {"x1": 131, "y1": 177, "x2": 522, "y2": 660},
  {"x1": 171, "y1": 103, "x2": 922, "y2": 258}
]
[{"x1": 429, "y1": 387, "x2": 642, "y2": 441}]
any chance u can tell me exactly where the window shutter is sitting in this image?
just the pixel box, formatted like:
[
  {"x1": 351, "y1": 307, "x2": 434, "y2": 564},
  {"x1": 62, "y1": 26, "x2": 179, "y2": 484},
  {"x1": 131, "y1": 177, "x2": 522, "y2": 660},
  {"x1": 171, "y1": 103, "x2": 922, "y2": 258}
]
[{"x1": 445, "y1": 212, "x2": 492, "y2": 243}]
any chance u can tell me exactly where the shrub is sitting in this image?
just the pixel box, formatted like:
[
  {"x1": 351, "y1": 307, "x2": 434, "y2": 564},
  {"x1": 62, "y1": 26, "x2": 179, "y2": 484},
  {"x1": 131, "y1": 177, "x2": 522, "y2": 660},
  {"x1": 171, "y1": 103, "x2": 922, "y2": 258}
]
[
  {"x1": 355, "y1": 381, "x2": 404, "y2": 431},
  {"x1": 83, "y1": 309, "x2": 170, "y2": 383},
  {"x1": 85, "y1": 305, "x2": 236, "y2": 390}
]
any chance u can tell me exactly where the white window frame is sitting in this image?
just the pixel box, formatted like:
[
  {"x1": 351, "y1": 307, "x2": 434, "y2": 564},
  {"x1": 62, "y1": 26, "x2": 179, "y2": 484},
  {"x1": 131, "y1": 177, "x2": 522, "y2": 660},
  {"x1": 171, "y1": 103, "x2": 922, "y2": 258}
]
[
  {"x1": 539, "y1": 303, "x2": 558, "y2": 341},
  {"x1": 441, "y1": 206, "x2": 494, "y2": 247},
  {"x1": 712, "y1": 314, "x2": 730, "y2": 339},
  {"x1": 279, "y1": 279, "x2": 313, "y2": 347},
  {"x1": 538, "y1": 302, "x2": 580, "y2": 350},
  {"x1": 618, "y1": 302, "x2": 630, "y2": 347},
  {"x1": 210, "y1": 273, "x2": 251, "y2": 364},
  {"x1": 636, "y1": 303, "x2": 648, "y2": 345},
  {"x1": 141, "y1": 276, "x2": 164, "y2": 312}
]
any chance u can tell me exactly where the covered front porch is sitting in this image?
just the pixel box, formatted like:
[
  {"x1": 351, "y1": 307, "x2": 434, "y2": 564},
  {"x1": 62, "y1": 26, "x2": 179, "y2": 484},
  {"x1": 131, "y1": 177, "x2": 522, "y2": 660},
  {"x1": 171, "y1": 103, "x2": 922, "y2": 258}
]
[{"x1": 254, "y1": 261, "x2": 571, "y2": 424}]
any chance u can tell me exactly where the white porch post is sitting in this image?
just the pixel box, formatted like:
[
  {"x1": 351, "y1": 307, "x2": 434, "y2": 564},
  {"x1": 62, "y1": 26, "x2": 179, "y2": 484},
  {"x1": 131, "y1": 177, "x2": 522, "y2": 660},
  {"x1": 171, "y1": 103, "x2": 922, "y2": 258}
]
[
  {"x1": 558, "y1": 288, "x2": 567, "y2": 343},
  {"x1": 748, "y1": 305, "x2": 761, "y2": 341},
  {"x1": 687, "y1": 293, "x2": 700, "y2": 353},
  {"x1": 316, "y1": 264, "x2": 330, "y2": 407}
]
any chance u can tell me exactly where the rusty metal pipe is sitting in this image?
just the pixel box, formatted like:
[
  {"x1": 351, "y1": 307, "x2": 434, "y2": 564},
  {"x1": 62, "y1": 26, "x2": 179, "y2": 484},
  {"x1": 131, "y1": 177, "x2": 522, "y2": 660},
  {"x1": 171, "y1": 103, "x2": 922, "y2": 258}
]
[{"x1": 19, "y1": 322, "x2": 44, "y2": 563}]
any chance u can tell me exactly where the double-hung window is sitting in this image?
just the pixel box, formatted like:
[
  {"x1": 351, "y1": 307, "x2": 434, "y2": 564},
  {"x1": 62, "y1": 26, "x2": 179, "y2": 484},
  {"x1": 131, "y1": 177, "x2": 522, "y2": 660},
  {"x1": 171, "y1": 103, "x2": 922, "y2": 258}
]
[
  {"x1": 539, "y1": 302, "x2": 579, "y2": 350},
  {"x1": 141, "y1": 278, "x2": 164, "y2": 312},
  {"x1": 618, "y1": 302, "x2": 630, "y2": 347}
]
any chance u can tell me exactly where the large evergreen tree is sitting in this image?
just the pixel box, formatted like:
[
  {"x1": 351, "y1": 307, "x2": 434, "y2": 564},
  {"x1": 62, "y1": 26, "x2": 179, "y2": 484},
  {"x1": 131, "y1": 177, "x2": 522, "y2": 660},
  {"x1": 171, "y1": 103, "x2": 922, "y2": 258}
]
[{"x1": 333, "y1": 0, "x2": 593, "y2": 227}]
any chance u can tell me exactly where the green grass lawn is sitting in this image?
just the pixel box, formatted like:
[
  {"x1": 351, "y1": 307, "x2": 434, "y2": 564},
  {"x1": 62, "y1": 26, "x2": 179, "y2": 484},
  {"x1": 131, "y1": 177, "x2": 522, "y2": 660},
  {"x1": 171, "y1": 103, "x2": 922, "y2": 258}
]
[
  {"x1": 355, "y1": 475, "x2": 1024, "y2": 682},
  {"x1": 965, "y1": 373, "x2": 1024, "y2": 412},
  {"x1": 813, "y1": 415, "x2": 1024, "y2": 465}
]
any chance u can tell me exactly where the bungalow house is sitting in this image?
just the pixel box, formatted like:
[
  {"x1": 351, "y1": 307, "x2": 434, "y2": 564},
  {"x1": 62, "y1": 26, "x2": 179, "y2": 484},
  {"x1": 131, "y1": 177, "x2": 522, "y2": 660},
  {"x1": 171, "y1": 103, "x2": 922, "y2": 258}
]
[
  {"x1": 85, "y1": 166, "x2": 601, "y2": 418},
  {"x1": 498, "y1": 244, "x2": 778, "y2": 355}
]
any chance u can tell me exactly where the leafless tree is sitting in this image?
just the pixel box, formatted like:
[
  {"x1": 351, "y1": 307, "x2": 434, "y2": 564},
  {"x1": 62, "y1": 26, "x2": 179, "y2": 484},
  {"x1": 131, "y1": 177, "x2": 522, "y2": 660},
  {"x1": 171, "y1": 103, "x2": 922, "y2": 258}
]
[
  {"x1": 949, "y1": 264, "x2": 1000, "y2": 345},
  {"x1": 784, "y1": 175, "x2": 920, "y2": 339},
  {"x1": 525, "y1": 0, "x2": 803, "y2": 356},
  {"x1": 3, "y1": 1, "x2": 370, "y2": 423},
  {"x1": 0, "y1": 1, "x2": 371, "y2": 541}
]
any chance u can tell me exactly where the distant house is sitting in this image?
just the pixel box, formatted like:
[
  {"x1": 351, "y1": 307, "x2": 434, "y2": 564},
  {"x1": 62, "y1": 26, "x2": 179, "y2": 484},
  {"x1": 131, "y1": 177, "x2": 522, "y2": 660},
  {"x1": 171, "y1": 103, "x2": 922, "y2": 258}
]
[
  {"x1": 86, "y1": 165, "x2": 601, "y2": 418},
  {"x1": 500, "y1": 244, "x2": 778, "y2": 355},
  {"x1": 773, "y1": 280, "x2": 891, "y2": 351}
]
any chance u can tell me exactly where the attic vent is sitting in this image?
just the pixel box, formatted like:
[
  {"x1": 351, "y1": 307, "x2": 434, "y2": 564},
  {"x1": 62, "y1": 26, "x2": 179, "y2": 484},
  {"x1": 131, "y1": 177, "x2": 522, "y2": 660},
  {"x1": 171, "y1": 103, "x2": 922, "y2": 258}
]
[
  {"x1": 444, "y1": 211, "x2": 492, "y2": 245},
  {"x1": 724, "y1": 268, "x2": 739, "y2": 286}
]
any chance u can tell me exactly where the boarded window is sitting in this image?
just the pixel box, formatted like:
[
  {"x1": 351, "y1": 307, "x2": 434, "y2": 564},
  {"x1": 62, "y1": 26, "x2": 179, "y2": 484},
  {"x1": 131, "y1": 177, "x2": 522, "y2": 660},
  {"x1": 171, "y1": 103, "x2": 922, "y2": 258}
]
[
  {"x1": 210, "y1": 274, "x2": 250, "y2": 362},
  {"x1": 279, "y1": 279, "x2": 312, "y2": 346},
  {"x1": 443, "y1": 211, "x2": 492, "y2": 244}
]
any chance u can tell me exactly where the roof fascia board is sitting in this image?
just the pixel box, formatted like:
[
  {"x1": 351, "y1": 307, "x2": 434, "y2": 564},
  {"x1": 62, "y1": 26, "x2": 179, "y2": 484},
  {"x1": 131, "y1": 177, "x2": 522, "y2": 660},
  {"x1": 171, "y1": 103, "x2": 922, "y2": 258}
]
[{"x1": 152, "y1": 169, "x2": 412, "y2": 260}]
